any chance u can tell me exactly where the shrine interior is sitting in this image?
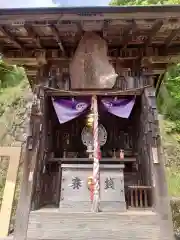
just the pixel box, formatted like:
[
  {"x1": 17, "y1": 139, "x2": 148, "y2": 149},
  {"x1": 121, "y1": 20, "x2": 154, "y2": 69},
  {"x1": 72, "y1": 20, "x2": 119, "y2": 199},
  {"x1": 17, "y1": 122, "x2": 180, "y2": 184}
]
[{"x1": 37, "y1": 95, "x2": 152, "y2": 210}]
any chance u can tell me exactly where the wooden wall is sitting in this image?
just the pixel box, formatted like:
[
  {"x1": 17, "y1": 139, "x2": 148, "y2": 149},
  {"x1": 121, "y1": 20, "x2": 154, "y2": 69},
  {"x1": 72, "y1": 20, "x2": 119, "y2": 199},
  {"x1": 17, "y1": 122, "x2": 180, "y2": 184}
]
[
  {"x1": 37, "y1": 61, "x2": 152, "y2": 91},
  {"x1": 136, "y1": 95, "x2": 152, "y2": 186},
  {"x1": 40, "y1": 162, "x2": 60, "y2": 207}
]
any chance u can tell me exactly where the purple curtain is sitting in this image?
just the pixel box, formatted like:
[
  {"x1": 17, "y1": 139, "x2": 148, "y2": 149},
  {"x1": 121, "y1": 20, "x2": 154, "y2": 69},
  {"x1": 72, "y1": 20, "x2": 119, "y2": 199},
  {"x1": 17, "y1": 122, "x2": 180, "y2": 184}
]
[
  {"x1": 101, "y1": 97, "x2": 135, "y2": 118},
  {"x1": 52, "y1": 97, "x2": 135, "y2": 124},
  {"x1": 52, "y1": 98, "x2": 90, "y2": 124}
]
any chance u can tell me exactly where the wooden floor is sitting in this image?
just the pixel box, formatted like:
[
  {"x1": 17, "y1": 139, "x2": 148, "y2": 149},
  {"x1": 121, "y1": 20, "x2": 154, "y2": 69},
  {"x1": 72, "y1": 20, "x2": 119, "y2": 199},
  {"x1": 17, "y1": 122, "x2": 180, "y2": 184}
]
[
  {"x1": 27, "y1": 209, "x2": 162, "y2": 240},
  {"x1": 0, "y1": 237, "x2": 13, "y2": 240},
  {"x1": 1, "y1": 209, "x2": 171, "y2": 240}
]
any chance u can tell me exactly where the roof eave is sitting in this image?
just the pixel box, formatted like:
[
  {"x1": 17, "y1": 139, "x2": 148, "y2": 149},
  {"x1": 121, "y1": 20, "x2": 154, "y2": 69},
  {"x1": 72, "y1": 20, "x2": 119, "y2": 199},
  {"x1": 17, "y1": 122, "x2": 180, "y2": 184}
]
[{"x1": 1, "y1": 5, "x2": 180, "y2": 16}]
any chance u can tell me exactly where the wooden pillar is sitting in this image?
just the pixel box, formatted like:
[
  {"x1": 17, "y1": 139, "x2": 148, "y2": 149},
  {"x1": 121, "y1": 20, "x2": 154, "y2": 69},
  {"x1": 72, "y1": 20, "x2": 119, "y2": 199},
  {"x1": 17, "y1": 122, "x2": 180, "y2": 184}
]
[
  {"x1": 143, "y1": 87, "x2": 174, "y2": 240},
  {"x1": 13, "y1": 86, "x2": 42, "y2": 240},
  {"x1": 31, "y1": 88, "x2": 46, "y2": 210}
]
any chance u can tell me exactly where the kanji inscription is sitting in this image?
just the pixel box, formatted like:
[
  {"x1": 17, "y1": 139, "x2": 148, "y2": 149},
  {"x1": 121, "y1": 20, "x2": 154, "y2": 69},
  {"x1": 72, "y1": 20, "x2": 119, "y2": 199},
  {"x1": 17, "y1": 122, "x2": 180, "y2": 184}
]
[
  {"x1": 71, "y1": 177, "x2": 82, "y2": 189},
  {"x1": 104, "y1": 177, "x2": 115, "y2": 190}
]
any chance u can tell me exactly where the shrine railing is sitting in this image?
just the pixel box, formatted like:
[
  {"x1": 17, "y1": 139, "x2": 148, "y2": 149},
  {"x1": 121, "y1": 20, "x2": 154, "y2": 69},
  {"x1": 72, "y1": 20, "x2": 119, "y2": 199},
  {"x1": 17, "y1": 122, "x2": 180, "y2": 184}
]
[
  {"x1": 0, "y1": 147, "x2": 21, "y2": 237},
  {"x1": 127, "y1": 185, "x2": 152, "y2": 209}
]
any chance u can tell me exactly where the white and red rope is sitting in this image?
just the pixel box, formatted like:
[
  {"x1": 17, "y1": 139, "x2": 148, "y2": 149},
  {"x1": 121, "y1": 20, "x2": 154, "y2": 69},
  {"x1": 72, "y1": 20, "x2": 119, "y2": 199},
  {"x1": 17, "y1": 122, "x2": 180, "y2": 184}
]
[{"x1": 91, "y1": 95, "x2": 100, "y2": 212}]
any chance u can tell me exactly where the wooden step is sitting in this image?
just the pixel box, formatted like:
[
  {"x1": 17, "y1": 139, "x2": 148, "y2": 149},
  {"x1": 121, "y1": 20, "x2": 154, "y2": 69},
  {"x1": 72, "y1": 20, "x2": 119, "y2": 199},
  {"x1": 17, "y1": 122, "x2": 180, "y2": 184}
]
[{"x1": 27, "y1": 209, "x2": 162, "y2": 240}]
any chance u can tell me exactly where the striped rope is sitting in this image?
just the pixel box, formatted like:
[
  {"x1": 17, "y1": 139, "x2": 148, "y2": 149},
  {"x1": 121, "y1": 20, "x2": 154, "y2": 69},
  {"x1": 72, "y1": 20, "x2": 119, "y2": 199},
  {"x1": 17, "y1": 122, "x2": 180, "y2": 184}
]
[{"x1": 91, "y1": 95, "x2": 100, "y2": 212}]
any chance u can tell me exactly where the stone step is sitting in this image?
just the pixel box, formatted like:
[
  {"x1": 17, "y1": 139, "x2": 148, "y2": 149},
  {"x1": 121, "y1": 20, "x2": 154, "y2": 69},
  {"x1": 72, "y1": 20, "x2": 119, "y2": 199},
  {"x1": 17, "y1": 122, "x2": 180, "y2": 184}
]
[{"x1": 27, "y1": 209, "x2": 161, "y2": 240}]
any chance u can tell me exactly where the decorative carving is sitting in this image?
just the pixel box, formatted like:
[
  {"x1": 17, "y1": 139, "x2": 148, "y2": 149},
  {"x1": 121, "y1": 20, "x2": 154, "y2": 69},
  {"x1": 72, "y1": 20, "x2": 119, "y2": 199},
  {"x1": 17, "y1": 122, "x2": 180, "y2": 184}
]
[{"x1": 81, "y1": 124, "x2": 107, "y2": 147}]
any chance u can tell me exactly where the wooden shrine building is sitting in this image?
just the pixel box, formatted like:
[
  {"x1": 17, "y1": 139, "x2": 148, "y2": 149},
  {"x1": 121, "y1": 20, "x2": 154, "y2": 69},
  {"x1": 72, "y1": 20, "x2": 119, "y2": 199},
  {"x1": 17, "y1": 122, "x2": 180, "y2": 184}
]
[{"x1": 0, "y1": 5, "x2": 179, "y2": 240}]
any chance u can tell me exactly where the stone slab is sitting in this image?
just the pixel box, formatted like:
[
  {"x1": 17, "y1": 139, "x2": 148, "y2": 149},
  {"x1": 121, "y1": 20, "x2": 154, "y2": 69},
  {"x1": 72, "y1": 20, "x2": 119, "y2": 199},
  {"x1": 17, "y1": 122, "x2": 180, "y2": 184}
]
[{"x1": 60, "y1": 164, "x2": 125, "y2": 212}]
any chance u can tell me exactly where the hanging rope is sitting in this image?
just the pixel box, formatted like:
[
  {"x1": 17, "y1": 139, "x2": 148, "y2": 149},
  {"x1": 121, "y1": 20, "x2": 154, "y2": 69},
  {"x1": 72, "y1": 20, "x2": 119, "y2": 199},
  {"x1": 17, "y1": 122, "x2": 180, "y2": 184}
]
[{"x1": 91, "y1": 95, "x2": 100, "y2": 212}]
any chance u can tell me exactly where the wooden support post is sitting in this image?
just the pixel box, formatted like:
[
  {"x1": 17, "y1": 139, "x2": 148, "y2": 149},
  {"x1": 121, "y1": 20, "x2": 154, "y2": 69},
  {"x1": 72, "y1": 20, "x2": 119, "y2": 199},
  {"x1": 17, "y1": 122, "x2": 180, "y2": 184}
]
[
  {"x1": 140, "y1": 189, "x2": 143, "y2": 207},
  {"x1": 135, "y1": 188, "x2": 138, "y2": 207},
  {"x1": 144, "y1": 189, "x2": 148, "y2": 208},
  {"x1": 130, "y1": 188, "x2": 134, "y2": 207},
  {"x1": 14, "y1": 87, "x2": 42, "y2": 240},
  {"x1": 13, "y1": 134, "x2": 40, "y2": 240},
  {"x1": 144, "y1": 87, "x2": 175, "y2": 240},
  {"x1": 0, "y1": 147, "x2": 21, "y2": 237}
]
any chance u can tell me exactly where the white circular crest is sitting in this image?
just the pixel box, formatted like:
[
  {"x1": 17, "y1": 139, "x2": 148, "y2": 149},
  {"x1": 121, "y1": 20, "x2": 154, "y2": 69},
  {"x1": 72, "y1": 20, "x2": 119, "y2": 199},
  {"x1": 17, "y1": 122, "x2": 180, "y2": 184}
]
[
  {"x1": 102, "y1": 100, "x2": 113, "y2": 108},
  {"x1": 81, "y1": 124, "x2": 107, "y2": 147},
  {"x1": 76, "y1": 102, "x2": 88, "y2": 111}
]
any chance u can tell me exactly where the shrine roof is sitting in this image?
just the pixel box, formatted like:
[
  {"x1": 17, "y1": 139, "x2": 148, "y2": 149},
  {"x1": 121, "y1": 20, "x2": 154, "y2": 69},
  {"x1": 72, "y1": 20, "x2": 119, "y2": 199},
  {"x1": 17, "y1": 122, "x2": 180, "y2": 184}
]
[
  {"x1": 1, "y1": 5, "x2": 180, "y2": 14},
  {"x1": 1, "y1": 5, "x2": 180, "y2": 52},
  {"x1": 1, "y1": 5, "x2": 180, "y2": 91}
]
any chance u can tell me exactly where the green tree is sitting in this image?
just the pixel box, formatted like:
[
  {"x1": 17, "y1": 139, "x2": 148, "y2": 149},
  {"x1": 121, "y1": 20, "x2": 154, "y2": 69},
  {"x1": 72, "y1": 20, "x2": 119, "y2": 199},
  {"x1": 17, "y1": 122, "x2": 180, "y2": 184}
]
[
  {"x1": 110, "y1": 0, "x2": 180, "y2": 5},
  {"x1": 0, "y1": 60, "x2": 25, "y2": 90}
]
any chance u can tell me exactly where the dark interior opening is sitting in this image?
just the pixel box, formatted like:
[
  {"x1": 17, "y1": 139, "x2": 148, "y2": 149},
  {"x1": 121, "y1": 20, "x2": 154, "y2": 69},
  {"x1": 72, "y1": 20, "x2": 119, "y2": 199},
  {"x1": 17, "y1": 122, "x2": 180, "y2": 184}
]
[
  {"x1": 39, "y1": 95, "x2": 152, "y2": 209},
  {"x1": 48, "y1": 96, "x2": 140, "y2": 160}
]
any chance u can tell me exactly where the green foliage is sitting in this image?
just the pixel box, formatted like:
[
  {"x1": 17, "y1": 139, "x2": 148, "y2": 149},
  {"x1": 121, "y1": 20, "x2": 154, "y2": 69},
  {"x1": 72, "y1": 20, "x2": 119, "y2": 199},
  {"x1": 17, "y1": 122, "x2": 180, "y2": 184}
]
[
  {"x1": 0, "y1": 158, "x2": 9, "y2": 208},
  {"x1": 0, "y1": 60, "x2": 25, "y2": 90},
  {"x1": 157, "y1": 65, "x2": 180, "y2": 133},
  {"x1": 0, "y1": 60, "x2": 27, "y2": 120},
  {"x1": 167, "y1": 168, "x2": 180, "y2": 196},
  {"x1": 110, "y1": 0, "x2": 180, "y2": 5},
  {"x1": 171, "y1": 199, "x2": 180, "y2": 232}
]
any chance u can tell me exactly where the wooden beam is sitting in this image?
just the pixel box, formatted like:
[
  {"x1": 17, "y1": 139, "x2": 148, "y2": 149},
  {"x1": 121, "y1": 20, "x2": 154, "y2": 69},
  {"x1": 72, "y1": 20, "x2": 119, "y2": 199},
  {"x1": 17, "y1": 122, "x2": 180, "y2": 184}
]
[
  {"x1": 43, "y1": 85, "x2": 151, "y2": 96},
  {"x1": 0, "y1": 147, "x2": 21, "y2": 237},
  {"x1": 4, "y1": 57, "x2": 39, "y2": 66},
  {"x1": 141, "y1": 62, "x2": 167, "y2": 75},
  {"x1": 103, "y1": 20, "x2": 109, "y2": 37},
  {"x1": 121, "y1": 20, "x2": 137, "y2": 48},
  {"x1": 144, "y1": 20, "x2": 163, "y2": 46},
  {"x1": 2, "y1": 45, "x2": 180, "y2": 66},
  {"x1": 164, "y1": 29, "x2": 179, "y2": 47},
  {"x1": 1, "y1": 8, "x2": 180, "y2": 24},
  {"x1": 3, "y1": 45, "x2": 180, "y2": 59},
  {"x1": 76, "y1": 22, "x2": 83, "y2": 34},
  {"x1": 0, "y1": 26, "x2": 23, "y2": 49},
  {"x1": 155, "y1": 72, "x2": 165, "y2": 97},
  {"x1": 50, "y1": 25, "x2": 65, "y2": 54},
  {"x1": 3, "y1": 55, "x2": 176, "y2": 67},
  {"x1": 50, "y1": 157, "x2": 136, "y2": 163},
  {"x1": 142, "y1": 55, "x2": 180, "y2": 64},
  {"x1": 24, "y1": 24, "x2": 42, "y2": 48}
]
